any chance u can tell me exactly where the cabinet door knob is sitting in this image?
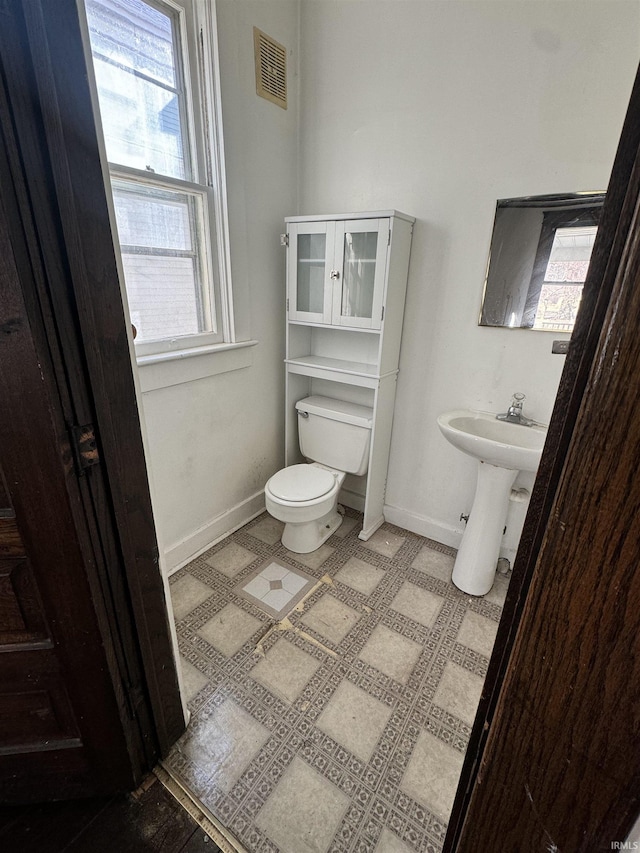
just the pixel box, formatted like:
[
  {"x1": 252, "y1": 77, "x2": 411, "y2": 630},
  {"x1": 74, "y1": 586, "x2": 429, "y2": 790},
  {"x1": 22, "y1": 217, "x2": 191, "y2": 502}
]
[{"x1": 330, "y1": 269, "x2": 340, "y2": 280}]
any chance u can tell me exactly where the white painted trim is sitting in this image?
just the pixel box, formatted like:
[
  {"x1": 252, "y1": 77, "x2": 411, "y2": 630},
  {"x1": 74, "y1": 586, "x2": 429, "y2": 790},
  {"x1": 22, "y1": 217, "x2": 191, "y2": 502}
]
[
  {"x1": 165, "y1": 490, "x2": 266, "y2": 574},
  {"x1": 285, "y1": 210, "x2": 415, "y2": 224},
  {"x1": 194, "y1": 0, "x2": 236, "y2": 342},
  {"x1": 384, "y1": 503, "x2": 519, "y2": 561},
  {"x1": 138, "y1": 340, "x2": 257, "y2": 392},
  {"x1": 359, "y1": 515, "x2": 384, "y2": 541},
  {"x1": 384, "y1": 503, "x2": 463, "y2": 549}
]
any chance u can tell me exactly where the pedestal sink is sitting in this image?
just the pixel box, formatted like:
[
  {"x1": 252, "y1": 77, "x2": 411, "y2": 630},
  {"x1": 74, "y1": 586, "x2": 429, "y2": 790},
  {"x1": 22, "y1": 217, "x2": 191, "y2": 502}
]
[{"x1": 437, "y1": 410, "x2": 547, "y2": 596}]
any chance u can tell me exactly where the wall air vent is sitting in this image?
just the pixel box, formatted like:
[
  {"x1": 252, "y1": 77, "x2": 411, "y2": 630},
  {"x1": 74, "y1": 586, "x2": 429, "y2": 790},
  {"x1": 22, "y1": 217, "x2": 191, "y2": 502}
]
[{"x1": 253, "y1": 27, "x2": 287, "y2": 110}]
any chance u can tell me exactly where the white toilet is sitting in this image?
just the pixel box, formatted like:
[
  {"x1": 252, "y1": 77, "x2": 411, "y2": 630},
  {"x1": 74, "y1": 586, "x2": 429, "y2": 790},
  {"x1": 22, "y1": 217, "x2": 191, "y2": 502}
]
[{"x1": 265, "y1": 396, "x2": 373, "y2": 553}]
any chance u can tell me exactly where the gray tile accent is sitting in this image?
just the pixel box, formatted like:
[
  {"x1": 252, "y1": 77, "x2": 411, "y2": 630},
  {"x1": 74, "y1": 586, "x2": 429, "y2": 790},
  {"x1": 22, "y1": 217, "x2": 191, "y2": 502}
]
[{"x1": 234, "y1": 557, "x2": 317, "y2": 620}]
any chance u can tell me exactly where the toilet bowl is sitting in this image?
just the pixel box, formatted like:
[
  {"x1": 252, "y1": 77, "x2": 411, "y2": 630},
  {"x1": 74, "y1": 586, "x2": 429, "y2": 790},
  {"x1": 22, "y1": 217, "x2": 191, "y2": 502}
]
[
  {"x1": 265, "y1": 463, "x2": 346, "y2": 553},
  {"x1": 264, "y1": 395, "x2": 373, "y2": 553}
]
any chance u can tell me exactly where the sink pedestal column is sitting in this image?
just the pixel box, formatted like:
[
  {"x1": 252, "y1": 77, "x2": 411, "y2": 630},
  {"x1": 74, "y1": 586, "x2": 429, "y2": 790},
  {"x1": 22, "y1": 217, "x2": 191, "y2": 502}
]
[{"x1": 452, "y1": 461, "x2": 518, "y2": 596}]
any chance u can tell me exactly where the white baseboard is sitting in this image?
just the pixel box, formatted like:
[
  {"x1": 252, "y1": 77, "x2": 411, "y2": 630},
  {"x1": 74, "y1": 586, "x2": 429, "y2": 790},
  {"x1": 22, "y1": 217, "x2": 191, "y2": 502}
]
[
  {"x1": 384, "y1": 504, "x2": 517, "y2": 561},
  {"x1": 383, "y1": 503, "x2": 463, "y2": 550},
  {"x1": 165, "y1": 490, "x2": 266, "y2": 575}
]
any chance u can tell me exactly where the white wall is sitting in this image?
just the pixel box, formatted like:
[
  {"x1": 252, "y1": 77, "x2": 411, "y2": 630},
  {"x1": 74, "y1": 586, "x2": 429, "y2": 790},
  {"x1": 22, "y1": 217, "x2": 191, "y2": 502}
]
[
  {"x1": 140, "y1": 0, "x2": 299, "y2": 571},
  {"x1": 298, "y1": 0, "x2": 639, "y2": 554}
]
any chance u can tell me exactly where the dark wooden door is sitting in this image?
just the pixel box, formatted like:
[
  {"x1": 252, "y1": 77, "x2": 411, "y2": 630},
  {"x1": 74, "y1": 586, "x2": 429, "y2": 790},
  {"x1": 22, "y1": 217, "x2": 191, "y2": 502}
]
[
  {"x1": 0, "y1": 0, "x2": 185, "y2": 801},
  {"x1": 0, "y1": 204, "x2": 135, "y2": 800}
]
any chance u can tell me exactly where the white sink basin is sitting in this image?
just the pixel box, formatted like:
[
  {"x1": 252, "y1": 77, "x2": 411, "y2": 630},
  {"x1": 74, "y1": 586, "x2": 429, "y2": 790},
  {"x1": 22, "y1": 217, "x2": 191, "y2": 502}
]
[
  {"x1": 437, "y1": 409, "x2": 547, "y2": 473},
  {"x1": 437, "y1": 408, "x2": 548, "y2": 596}
]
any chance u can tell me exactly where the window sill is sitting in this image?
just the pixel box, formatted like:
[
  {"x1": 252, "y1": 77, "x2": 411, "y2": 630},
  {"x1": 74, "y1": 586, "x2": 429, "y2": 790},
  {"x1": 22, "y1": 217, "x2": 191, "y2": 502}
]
[{"x1": 137, "y1": 340, "x2": 258, "y2": 392}]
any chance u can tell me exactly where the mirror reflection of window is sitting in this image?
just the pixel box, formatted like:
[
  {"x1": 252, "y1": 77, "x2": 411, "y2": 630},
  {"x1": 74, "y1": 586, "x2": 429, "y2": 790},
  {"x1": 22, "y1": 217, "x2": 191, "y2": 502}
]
[
  {"x1": 479, "y1": 193, "x2": 605, "y2": 332},
  {"x1": 532, "y1": 225, "x2": 597, "y2": 331}
]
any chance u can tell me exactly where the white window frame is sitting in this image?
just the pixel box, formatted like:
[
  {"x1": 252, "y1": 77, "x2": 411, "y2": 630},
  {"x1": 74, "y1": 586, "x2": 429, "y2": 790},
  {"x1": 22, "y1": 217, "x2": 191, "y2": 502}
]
[{"x1": 84, "y1": 0, "x2": 235, "y2": 359}]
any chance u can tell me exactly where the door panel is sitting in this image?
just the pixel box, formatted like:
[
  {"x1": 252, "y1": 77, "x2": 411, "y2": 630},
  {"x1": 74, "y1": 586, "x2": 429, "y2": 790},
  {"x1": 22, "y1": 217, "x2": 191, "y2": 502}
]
[
  {"x1": 0, "y1": 558, "x2": 49, "y2": 646},
  {"x1": 0, "y1": 198, "x2": 134, "y2": 799}
]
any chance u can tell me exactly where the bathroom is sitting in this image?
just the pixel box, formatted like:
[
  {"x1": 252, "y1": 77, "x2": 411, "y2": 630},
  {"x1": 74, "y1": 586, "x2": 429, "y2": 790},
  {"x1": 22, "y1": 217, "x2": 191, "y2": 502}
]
[
  {"x1": 85, "y1": 0, "x2": 639, "y2": 850},
  {"x1": 133, "y1": 1, "x2": 637, "y2": 578}
]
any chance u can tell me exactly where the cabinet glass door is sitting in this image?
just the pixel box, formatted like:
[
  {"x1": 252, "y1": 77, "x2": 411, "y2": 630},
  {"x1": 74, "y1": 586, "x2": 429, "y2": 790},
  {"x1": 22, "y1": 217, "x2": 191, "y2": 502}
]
[
  {"x1": 333, "y1": 219, "x2": 389, "y2": 328},
  {"x1": 288, "y1": 222, "x2": 333, "y2": 323}
]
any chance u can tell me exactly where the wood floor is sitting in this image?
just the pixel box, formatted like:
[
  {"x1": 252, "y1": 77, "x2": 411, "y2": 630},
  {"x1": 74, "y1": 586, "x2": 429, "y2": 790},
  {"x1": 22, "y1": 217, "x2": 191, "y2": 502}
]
[{"x1": 0, "y1": 775, "x2": 221, "y2": 853}]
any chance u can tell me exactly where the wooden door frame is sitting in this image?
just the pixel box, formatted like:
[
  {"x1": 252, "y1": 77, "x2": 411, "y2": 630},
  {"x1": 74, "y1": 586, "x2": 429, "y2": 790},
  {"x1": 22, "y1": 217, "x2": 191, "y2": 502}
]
[
  {"x1": 0, "y1": 0, "x2": 185, "y2": 784},
  {"x1": 445, "y1": 66, "x2": 640, "y2": 850}
]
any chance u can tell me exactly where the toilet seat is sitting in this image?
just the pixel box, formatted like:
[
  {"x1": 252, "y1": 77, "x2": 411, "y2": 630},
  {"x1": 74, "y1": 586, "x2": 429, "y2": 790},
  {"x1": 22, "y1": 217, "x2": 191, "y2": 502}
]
[{"x1": 267, "y1": 463, "x2": 336, "y2": 502}]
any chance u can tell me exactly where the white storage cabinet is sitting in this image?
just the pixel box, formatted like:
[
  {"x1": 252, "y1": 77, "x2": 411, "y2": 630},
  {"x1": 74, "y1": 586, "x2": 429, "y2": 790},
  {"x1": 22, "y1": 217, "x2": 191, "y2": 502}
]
[{"x1": 283, "y1": 210, "x2": 414, "y2": 541}]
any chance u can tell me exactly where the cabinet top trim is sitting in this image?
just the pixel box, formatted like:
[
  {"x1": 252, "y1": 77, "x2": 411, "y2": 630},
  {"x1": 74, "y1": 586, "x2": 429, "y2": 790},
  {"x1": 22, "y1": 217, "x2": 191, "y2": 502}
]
[{"x1": 285, "y1": 210, "x2": 415, "y2": 224}]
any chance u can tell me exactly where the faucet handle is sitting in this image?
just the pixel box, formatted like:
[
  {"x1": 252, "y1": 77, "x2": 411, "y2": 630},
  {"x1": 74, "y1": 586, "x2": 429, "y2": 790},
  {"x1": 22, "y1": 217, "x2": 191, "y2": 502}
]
[{"x1": 512, "y1": 392, "x2": 525, "y2": 403}]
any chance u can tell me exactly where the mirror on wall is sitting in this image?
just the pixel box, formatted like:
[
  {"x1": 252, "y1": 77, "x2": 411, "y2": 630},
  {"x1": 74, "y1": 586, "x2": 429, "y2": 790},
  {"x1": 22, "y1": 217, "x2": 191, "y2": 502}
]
[{"x1": 479, "y1": 192, "x2": 605, "y2": 331}]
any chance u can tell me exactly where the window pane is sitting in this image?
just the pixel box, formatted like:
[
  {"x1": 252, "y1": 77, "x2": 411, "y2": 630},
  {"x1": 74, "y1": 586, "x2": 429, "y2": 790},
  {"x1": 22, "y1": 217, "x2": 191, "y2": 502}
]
[
  {"x1": 87, "y1": 0, "x2": 187, "y2": 178},
  {"x1": 113, "y1": 183, "x2": 193, "y2": 251},
  {"x1": 87, "y1": 0, "x2": 176, "y2": 86},
  {"x1": 123, "y1": 255, "x2": 203, "y2": 342},
  {"x1": 111, "y1": 182, "x2": 212, "y2": 342},
  {"x1": 544, "y1": 225, "x2": 597, "y2": 283},
  {"x1": 532, "y1": 225, "x2": 597, "y2": 331}
]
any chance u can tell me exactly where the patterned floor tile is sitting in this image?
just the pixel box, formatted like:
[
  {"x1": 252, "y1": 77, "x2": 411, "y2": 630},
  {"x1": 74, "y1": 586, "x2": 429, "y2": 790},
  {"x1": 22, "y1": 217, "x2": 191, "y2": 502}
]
[
  {"x1": 400, "y1": 730, "x2": 465, "y2": 821},
  {"x1": 411, "y1": 547, "x2": 455, "y2": 582},
  {"x1": 251, "y1": 637, "x2": 323, "y2": 703},
  {"x1": 198, "y1": 603, "x2": 262, "y2": 658},
  {"x1": 433, "y1": 661, "x2": 484, "y2": 726},
  {"x1": 288, "y1": 542, "x2": 335, "y2": 570},
  {"x1": 247, "y1": 516, "x2": 285, "y2": 545},
  {"x1": 204, "y1": 541, "x2": 257, "y2": 578},
  {"x1": 484, "y1": 571, "x2": 510, "y2": 606},
  {"x1": 333, "y1": 515, "x2": 359, "y2": 538},
  {"x1": 456, "y1": 610, "x2": 499, "y2": 658},
  {"x1": 316, "y1": 680, "x2": 393, "y2": 762},
  {"x1": 301, "y1": 593, "x2": 361, "y2": 645},
  {"x1": 335, "y1": 556, "x2": 386, "y2": 596},
  {"x1": 375, "y1": 827, "x2": 417, "y2": 853},
  {"x1": 179, "y1": 656, "x2": 209, "y2": 702},
  {"x1": 164, "y1": 510, "x2": 508, "y2": 853},
  {"x1": 255, "y1": 757, "x2": 350, "y2": 853},
  {"x1": 176, "y1": 698, "x2": 270, "y2": 792},
  {"x1": 362, "y1": 528, "x2": 406, "y2": 558},
  {"x1": 358, "y1": 624, "x2": 422, "y2": 685},
  {"x1": 390, "y1": 582, "x2": 444, "y2": 629},
  {"x1": 170, "y1": 573, "x2": 213, "y2": 620}
]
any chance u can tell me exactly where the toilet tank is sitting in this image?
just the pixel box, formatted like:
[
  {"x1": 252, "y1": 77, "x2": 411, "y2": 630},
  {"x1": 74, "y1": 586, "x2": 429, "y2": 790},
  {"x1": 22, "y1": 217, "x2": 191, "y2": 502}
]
[{"x1": 295, "y1": 396, "x2": 373, "y2": 476}]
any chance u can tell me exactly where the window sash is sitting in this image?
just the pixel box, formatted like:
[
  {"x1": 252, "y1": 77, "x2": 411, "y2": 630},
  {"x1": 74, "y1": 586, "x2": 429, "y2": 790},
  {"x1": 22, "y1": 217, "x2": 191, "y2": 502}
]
[
  {"x1": 110, "y1": 168, "x2": 222, "y2": 349},
  {"x1": 86, "y1": 0, "x2": 229, "y2": 356}
]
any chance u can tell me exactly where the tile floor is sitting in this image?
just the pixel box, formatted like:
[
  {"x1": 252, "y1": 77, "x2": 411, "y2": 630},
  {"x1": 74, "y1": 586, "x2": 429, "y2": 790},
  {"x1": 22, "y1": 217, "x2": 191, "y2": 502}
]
[{"x1": 165, "y1": 510, "x2": 509, "y2": 853}]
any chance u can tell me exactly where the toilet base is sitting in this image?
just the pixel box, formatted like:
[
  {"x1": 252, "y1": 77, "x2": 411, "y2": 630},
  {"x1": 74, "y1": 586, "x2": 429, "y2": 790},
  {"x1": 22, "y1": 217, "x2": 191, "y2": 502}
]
[{"x1": 281, "y1": 507, "x2": 343, "y2": 553}]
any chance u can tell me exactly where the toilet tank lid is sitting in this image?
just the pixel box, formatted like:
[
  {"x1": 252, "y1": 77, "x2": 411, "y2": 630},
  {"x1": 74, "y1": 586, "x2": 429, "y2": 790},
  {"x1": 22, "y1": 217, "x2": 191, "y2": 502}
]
[{"x1": 295, "y1": 396, "x2": 373, "y2": 428}]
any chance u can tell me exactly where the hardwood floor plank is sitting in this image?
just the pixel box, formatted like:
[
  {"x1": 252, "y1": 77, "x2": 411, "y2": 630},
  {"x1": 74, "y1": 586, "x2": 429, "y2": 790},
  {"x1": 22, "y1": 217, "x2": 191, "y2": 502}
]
[
  {"x1": 0, "y1": 797, "x2": 114, "y2": 853},
  {"x1": 64, "y1": 781, "x2": 196, "y2": 852},
  {"x1": 0, "y1": 778, "x2": 223, "y2": 853}
]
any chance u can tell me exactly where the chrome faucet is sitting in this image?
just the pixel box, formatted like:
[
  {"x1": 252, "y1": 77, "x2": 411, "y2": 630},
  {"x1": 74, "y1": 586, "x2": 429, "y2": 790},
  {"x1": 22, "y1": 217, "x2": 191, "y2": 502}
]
[{"x1": 496, "y1": 392, "x2": 534, "y2": 426}]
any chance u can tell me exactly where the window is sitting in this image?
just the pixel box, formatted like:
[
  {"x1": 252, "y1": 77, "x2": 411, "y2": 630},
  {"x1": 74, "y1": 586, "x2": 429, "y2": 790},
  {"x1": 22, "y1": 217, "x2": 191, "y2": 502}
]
[
  {"x1": 523, "y1": 206, "x2": 601, "y2": 331},
  {"x1": 531, "y1": 225, "x2": 598, "y2": 331},
  {"x1": 86, "y1": 0, "x2": 228, "y2": 355}
]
